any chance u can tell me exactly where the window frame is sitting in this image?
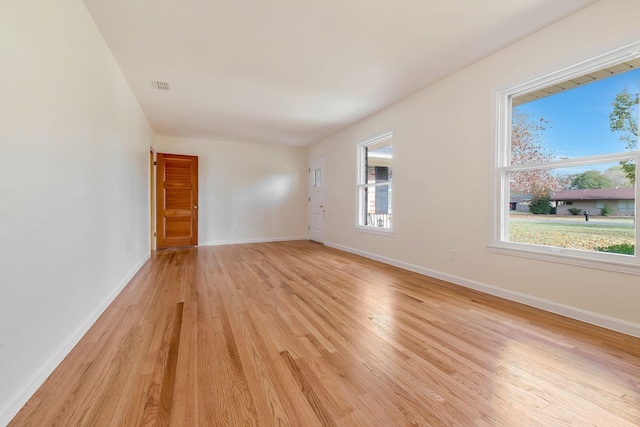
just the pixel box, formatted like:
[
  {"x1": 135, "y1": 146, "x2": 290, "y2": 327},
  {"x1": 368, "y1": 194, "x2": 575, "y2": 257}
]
[
  {"x1": 356, "y1": 130, "x2": 395, "y2": 235},
  {"x1": 490, "y1": 41, "x2": 640, "y2": 275}
]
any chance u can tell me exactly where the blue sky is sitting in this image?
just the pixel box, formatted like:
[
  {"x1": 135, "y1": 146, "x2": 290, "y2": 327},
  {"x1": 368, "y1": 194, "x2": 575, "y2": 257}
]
[{"x1": 514, "y1": 68, "x2": 640, "y2": 160}]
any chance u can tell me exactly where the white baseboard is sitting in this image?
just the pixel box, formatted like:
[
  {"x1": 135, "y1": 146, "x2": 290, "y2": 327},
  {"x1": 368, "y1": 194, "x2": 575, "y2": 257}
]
[
  {"x1": 199, "y1": 235, "x2": 308, "y2": 247},
  {"x1": 325, "y1": 241, "x2": 640, "y2": 339},
  {"x1": 0, "y1": 254, "x2": 151, "y2": 427}
]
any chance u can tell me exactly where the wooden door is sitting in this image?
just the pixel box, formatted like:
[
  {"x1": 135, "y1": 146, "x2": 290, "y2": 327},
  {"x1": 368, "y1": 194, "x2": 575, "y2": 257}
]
[{"x1": 156, "y1": 153, "x2": 198, "y2": 248}]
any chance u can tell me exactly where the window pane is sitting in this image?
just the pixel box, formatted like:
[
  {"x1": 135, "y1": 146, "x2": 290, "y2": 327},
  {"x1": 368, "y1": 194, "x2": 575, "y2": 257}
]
[
  {"x1": 366, "y1": 138, "x2": 393, "y2": 183},
  {"x1": 511, "y1": 63, "x2": 640, "y2": 163},
  {"x1": 508, "y1": 163, "x2": 635, "y2": 254},
  {"x1": 314, "y1": 168, "x2": 321, "y2": 187},
  {"x1": 361, "y1": 184, "x2": 392, "y2": 229}
]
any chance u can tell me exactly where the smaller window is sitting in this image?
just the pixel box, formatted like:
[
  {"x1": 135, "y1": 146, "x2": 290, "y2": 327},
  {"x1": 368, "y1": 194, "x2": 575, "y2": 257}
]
[
  {"x1": 357, "y1": 131, "x2": 394, "y2": 232},
  {"x1": 314, "y1": 168, "x2": 321, "y2": 187}
]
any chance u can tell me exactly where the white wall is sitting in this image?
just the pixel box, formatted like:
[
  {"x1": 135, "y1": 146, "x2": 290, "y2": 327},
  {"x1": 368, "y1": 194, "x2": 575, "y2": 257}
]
[
  {"x1": 309, "y1": 0, "x2": 640, "y2": 334},
  {"x1": 154, "y1": 136, "x2": 308, "y2": 245},
  {"x1": 0, "y1": 0, "x2": 153, "y2": 424}
]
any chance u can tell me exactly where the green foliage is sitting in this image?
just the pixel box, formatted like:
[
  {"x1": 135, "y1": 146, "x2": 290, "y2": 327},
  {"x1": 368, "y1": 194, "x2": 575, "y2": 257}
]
[
  {"x1": 567, "y1": 207, "x2": 581, "y2": 215},
  {"x1": 609, "y1": 89, "x2": 638, "y2": 149},
  {"x1": 600, "y1": 204, "x2": 612, "y2": 217},
  {"x1": 620, "y1": 161, "x2": 636, "y2": 186},
  {"x1": 570, "y1": 170, "x2": 614, "y2": 189},
  {"x1": 609, "y1": 89, "x2": 638, "y2": 184},
  {"x1": 530, "y1": 195, "x2": 551, "y2": 214},
  {"x1": 596, "y1": 243, "x2": 635, "y2": 255}
]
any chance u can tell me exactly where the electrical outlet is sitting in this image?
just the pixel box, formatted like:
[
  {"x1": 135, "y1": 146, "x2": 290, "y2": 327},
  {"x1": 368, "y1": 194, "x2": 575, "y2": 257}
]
[{"x1": 450, "y1": 249, "x2": 457, "y2": 261}]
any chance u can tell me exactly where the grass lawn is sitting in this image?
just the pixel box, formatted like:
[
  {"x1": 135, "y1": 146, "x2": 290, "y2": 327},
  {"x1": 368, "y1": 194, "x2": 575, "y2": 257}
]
[{"x1": 509, "y1": 215, "x2": 635, "y2": 253}]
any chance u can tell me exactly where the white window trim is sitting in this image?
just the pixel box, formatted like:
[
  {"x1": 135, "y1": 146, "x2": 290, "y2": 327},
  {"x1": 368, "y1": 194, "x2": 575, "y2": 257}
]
[
  {"x1": 356, "y1": 130, "x2": 395, "y2": 235},
  {"x1": 489, "y1": 39, "x2": 640, "y2": 275}
]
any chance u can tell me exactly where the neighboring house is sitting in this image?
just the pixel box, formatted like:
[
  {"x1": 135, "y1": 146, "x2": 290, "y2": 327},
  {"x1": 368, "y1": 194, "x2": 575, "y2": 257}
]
[
  {"x1": 551, "y1": 188, "x2": 635, "y2": 216},
  {"x1": 510, "y1": 193, "x2": 532, "y2": 213}
]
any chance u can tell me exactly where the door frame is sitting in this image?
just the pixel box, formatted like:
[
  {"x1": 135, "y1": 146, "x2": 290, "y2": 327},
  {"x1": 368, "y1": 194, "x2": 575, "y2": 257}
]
[
  {"x1": 308, "y1": 157, "x2": 326, "y2": 243},
  {"x1": 150, "y1": 149, "x2": 155, "y2": 251}
]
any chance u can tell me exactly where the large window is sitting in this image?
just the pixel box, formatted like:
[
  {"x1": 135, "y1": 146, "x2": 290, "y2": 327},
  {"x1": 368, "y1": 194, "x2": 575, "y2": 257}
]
[
  {"x1": 493, "y1": 43, "x2": 640, "y2": 273},
  {"x1": 357, "y1": 131, "x2": 393, "y2": 232}
]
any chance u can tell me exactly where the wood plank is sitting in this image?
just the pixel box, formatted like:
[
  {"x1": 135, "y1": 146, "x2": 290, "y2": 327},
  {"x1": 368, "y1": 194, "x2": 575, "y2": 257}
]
[{"x1": 9, "y1": 241, "x2": 640, "y2": 426}]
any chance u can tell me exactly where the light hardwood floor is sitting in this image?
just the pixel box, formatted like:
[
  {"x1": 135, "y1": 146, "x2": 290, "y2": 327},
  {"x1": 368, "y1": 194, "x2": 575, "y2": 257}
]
[{"x1": 10, "y1": 241, "x2": 640, "y2": 426}]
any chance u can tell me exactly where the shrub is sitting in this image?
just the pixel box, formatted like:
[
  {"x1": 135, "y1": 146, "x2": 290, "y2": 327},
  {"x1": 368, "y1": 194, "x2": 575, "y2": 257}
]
[
  {"x1": 567, "y1": 207, "x2": 581, "y2": 215},
  {"x1": 600, "y1": 204, "x2": 612, "y2": 216},
  {"x1": 530, "y1": 195, "x2": 551, "y2": 214},
  {"x1": 596, "y1": 243, "x2": 634, "y2": 255}
]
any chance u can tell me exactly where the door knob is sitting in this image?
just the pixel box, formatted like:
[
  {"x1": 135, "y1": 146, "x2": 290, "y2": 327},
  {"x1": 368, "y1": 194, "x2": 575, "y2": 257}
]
[{"x1": 194, "y1": 206, "x2": 198, "y2": 209}]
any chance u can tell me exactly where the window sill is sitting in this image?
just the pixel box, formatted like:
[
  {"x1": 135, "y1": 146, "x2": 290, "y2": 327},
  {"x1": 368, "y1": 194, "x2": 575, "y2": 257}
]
[
  {"x1": 487, "y1": 243, "x2": 640, "y2": 276},
  {"x1": 355, "y1": 225, "x2": 395, "y2": 236}
]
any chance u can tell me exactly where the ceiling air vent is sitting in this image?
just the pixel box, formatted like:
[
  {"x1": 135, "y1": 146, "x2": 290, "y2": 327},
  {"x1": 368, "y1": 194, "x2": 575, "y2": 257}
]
[{"x1": 151, "y1": 80, "x2": 170, "y2": 91}]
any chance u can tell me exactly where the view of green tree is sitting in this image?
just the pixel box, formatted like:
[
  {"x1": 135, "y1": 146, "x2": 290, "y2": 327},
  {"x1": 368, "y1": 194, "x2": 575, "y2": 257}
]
[
  {"x1": 609, "y1": 88, "x2": 638, "y2": 184},
  {"x1": 530, "y1": 194, "x2": 552, "y2": 214},
  {"x1": 569, "y1": 170, "x2": 615, "y2": 189}
]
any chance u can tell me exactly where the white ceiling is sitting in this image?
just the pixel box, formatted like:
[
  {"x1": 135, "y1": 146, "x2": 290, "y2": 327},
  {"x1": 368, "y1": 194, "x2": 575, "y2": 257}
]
[{"x1": 83, "y1": 0, "x2": 597, "y2": 146}]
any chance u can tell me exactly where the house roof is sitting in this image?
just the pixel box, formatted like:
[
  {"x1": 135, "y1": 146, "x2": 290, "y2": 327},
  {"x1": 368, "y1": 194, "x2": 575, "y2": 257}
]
[
  {"x1": 510, "y1": 193, "x2": 533, "y2": 203},
  {"x1": 550, "y1": 188, "x2": 635, "y2": 201}
]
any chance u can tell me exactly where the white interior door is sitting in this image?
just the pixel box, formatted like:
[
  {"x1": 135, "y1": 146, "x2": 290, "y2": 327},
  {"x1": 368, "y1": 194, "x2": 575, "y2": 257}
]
[{"x1": 309, "y1": 157, "x2": 325, "y2": 243}]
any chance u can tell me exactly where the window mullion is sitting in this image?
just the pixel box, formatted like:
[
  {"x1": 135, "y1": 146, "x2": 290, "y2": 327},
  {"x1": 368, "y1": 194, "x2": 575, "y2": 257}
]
[
  {"x1": 503, "y1": 151, "x2": 638, "y2": 172},
  {"x1": 359, "y1": 182, "x2": 392, "y2": 188}
]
